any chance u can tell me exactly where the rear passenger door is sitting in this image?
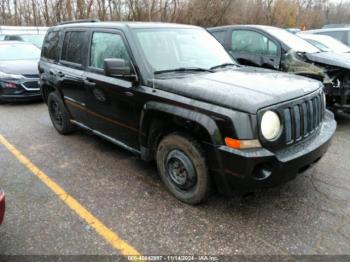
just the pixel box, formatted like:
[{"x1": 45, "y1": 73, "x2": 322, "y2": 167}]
[
  {"x1": 229, "y1": 29, "x2": 281, "y2": 69},
  {"x1": 84, "y1": 30, "x2": 139, "y2": 149},
  {"x1": 57, "y1": 30, "x2": 89, "y2": 125}
]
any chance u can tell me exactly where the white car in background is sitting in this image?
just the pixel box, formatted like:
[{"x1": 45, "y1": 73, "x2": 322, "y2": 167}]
[
  {"x1": 304, "y1": 27, "x2": 350, "y2": 47},
  {"x1": 298, "y1": 33, "x2": 350, "y2": 53},
  {"x1": 0, "y1": 26, "x2": 48, "y2": 48}
]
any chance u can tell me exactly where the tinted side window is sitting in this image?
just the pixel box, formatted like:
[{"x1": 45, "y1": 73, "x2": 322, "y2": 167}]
[
  {"x1": 42, "y1": 31, "x2": 60, "y2": 61},
  {"x1": 61, "y1": 31, "x2": 86, "y2": 65},
  {"x1": 211, "y1": 31, "x2": 226, "y2": 45},
  {"x1": 90, "y1": 32, "x2": 130, "y2": 69},
  {"x1": 231, "y1": 30, "x2": 278, "y2": 56}
]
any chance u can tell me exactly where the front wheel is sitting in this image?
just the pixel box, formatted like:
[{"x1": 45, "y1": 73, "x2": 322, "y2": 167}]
[
  {"x1": 48, "y1": 92, "x2": 75, "y2": 135},
  {"x1": 156, "y1": 133, "x2": 211, "y2": 205}
]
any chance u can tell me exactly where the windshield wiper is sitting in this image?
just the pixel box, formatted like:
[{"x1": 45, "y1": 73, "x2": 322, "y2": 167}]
[
  {"x1": 210, "y1": 63, "x2": 238, "y2": 70},
  {"x1": 154, "y1": 67, "x2": 214, "y2": 75}
]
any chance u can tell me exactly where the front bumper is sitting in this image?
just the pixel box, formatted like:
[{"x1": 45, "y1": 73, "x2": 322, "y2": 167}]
[
  {"x1": 0, "y1": 190, "x2": 5, "y2": 225},
  {"x1": 0, "y1": 78, "x2": 42, "y2": 102},
  {"x1": 0, "y1": 92, "x2": 42, "y2": 102},
  {"x1": 217, "y1": 110, "x2": 337, "y2": 193}
]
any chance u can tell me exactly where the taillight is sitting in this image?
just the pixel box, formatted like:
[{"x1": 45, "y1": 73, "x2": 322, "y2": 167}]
[{"x1": 0, "y1": 191, "x2": 5, "y2": 225}]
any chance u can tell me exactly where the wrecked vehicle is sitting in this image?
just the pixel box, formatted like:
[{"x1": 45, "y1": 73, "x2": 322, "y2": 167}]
[
  {"x1": 39, "y1": 21, "x2": 336, "y2": 204},
  {"x1": 208, "y1": 25, "x2": 350, "y2": 112}
]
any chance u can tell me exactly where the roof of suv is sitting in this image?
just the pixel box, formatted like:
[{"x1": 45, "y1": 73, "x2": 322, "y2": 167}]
[
  {"x1": 208, "y1": 24, "x2": 279, "y2": 31},
  {"x1": 54, "y1": 21, "x2": 199, "y2": 30},
  {"x1": 305, "y1": 28, "x2": 350, "y2": 34}
]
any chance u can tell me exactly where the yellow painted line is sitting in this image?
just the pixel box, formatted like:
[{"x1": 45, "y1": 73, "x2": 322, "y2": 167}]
[{"x1": 0, "y1": 134, "x2": 143, "y2": 260}]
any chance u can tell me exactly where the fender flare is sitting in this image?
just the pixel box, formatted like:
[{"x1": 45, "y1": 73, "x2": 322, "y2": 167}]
[
  {"x1": 139, "y1": 101, "x2": 222, "y2": 148},
  {"x1": 139, "y1": 101, "x2": 232, "y2": 193}
]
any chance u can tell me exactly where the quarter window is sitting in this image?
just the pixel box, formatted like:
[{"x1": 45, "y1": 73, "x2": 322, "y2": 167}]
[
  {"x1": 42, "y1": 31, "x2": 60, "y2": 61},
  {"x1": 90, "y1": 32, "x2": 130, "y2": 69},
  {"x1": 211, "y1": 31, "x2": 226, "y2": 45},
  {"x1": 61, "y1": 31, "x2": 86, "y2": 65},
  {"x1": 231, "y1": 30, "x2": 278, "y2": 56}
]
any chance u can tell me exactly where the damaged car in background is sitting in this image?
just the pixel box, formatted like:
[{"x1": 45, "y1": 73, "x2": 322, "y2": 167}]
[{"x1": 208, "y1": 25, "x2": 350, "y2": 113}]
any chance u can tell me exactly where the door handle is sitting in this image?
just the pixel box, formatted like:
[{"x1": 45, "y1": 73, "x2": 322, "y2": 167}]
[
  {"x1": 57, "y1": 71, "x2": 65, "y2": 77},
  {"x1": 84, "y1": 79, "x2": 96, "y2": 88},
  {"x1": 124, "y1": 91, "x2": 134, "y2": 97}
]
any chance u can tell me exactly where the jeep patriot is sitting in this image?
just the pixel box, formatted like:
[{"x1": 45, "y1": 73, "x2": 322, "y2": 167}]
[{"x1": 39, "y1": 21, "x2": 337, "y2": 204}]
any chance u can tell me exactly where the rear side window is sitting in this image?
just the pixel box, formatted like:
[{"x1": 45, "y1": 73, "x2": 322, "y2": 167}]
[
  {"x1": 42, "y1": 31, "x2": 61, "y2": 61},
  {"x1": 211, "y1": 31, "x2": 226, "y2": 45},
  {"x1": 90, "y1": 32, "x2": 130, "y2": 69},
  {"x1": 61, "y1": 31, "x2": 86, "y2": 65}
]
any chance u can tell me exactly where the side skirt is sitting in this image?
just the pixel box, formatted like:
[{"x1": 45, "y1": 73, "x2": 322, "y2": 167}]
[{"x1": 70, "y1": 120, "x2": 141, "y2": 155}]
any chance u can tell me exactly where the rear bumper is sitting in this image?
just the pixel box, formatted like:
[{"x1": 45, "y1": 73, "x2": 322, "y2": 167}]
[
  {"x1": 0, "y1": 190, "x2": 5, "y2": 225},
  {"x1": 216, "y1": 110, "x2": 336, "y2": 193}
]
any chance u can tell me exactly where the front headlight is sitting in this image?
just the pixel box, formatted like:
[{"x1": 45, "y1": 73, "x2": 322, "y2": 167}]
[
  {"x1": 261, "y1": 110, "x2": 281, "y2": 141},
  {"x1": 0, "y1": 71, "x2": 25, "y2": 80}
]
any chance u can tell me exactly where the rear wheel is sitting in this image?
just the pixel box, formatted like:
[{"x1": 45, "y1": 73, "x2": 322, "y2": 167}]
[
  {"x1": 48, "y1": 92, "x2": 75, "y2": 135},
  {"x1": 156, "y1": 133, "x2": 211, "y2": 205}
]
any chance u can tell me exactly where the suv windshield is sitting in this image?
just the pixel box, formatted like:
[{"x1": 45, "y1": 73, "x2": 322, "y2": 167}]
[
  {"x1": 0, "y1": 43, "x2": 40, "y2": 60},
  {"x1": 134, "y1": 28, "x2": 235, "y2": 73}
]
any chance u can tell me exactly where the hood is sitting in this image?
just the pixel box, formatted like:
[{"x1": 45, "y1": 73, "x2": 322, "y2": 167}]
[
  {"x1": 151, "y1": 67, "x2": 322, "y2": 114},
  {"x1": 0, "y1": 60, "x2": 39, "y2": 76},
  {"x1": 305, "y1": 52, "x2": 350, "y2": 69}
]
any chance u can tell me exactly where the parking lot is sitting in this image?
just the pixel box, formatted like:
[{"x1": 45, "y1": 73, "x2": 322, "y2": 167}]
[{"x1": 0, "y1": 101, "x2": 349, "y2": 257}]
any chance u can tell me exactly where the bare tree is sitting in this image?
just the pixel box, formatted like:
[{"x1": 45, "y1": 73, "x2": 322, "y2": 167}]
[{"x1": 0, "y1": 0, "x2": 350, "y2": 29}]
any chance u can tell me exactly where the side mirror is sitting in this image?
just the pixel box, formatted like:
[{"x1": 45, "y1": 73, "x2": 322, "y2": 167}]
[{"x1": 104, "y1": 58, "x2": 131, "y2": 77}]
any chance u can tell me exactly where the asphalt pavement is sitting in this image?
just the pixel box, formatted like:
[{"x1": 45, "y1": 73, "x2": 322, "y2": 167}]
[{"x1": 0, "y1": 101, "x2": 349, "y2": 259}]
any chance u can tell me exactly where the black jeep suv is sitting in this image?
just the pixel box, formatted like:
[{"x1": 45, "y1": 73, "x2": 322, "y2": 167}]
[{"x1": 39, "y1": 21, "x2": 336, "y2": 204}]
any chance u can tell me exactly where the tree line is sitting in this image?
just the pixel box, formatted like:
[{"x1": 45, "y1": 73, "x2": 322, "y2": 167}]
[{"x1": 0, "y1": 0, "x2": 350, "y2": 29}]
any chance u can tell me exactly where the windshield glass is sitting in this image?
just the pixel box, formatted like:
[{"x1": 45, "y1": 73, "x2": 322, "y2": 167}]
[
  {"x1": 0, "y1": 43, "x2": 40, "y2": 60},
  {"x1": 308, "y1": 36, "x2": 350, "y2": 53},
  {"x1": 134, "y1": 28, "x2": 235, "y2": 72},
  {"x1": 20, "y1": 35, "x2": 45, "y2": 48},
  {"x1": 304, "y1": 39, "x2": 331, "y2": 52},
  {"x1": 266, "y1": 28, "x2": 321, "y2": 53}
]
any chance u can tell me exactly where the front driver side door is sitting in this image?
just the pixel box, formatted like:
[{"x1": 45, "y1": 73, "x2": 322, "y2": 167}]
[
  {"x1": 229, "y1": 29, "x2": 281, "y2": 70},
  {"x1": 84, "y1": 30, "x2": 139, "y2": 149}
]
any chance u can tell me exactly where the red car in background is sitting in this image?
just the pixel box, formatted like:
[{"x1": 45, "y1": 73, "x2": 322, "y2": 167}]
[{"x1": 0, "y1": 190, "x2": 5, "y2": 224}]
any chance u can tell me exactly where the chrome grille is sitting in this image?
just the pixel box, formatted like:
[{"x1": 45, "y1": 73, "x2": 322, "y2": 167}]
[
  {"x1": 283, "y1": 92, "x2": 325, "y2": 145},
  {"x1": 22, "y1": 80, "x2": 39, "y2": 91}
]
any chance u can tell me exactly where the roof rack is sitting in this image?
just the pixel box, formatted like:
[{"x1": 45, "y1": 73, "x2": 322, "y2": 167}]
[{"x1": 57, "y1": 19, "x2": 100, "y2": 26}]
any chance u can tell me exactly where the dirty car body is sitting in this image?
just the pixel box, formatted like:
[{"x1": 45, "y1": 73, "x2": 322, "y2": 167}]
[
  {"x1": 208, "y1": 25, "x2": 350, "y2": 112},
  {"x1": 39, "y1": 22, "x2": 336, "y2": 204}
]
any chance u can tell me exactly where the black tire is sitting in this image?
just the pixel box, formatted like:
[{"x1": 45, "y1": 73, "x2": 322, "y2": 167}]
[
  {"x1": 48, "y1": 92, "x2": 75, "y2": 135},
  {"x1": 156, "y1": 133, "x2": 211, "y2": 205}
]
